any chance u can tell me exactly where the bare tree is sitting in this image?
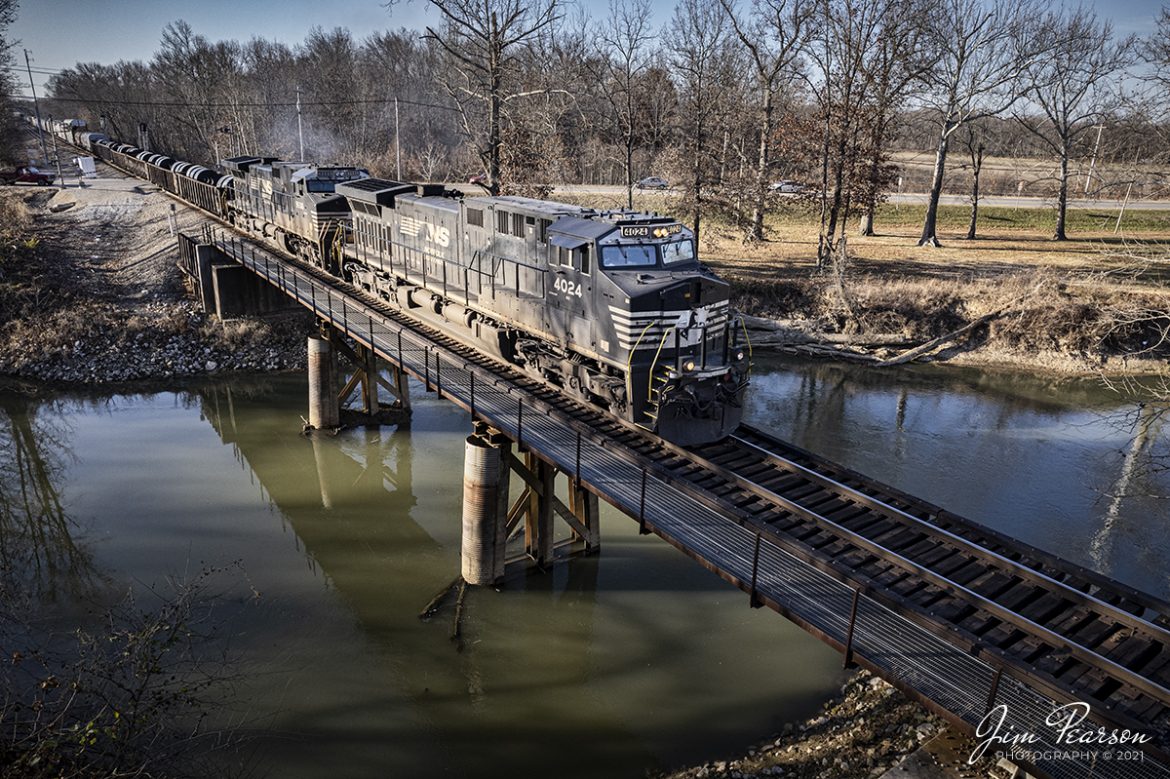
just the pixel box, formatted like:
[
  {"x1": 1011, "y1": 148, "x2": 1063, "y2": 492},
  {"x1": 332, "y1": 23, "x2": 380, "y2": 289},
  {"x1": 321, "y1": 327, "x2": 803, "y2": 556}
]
[
  {"x1": 1143, "y1": 7, "x2": 1170, "y2": 92},
  {"x1": 421, "y1": 0, "x2": 561, "y2": 195},
  {"x1": 0, "y1": 0, "x2": 19, "y2": 163},
  {"x1": 958, "y1": 120, "x2": 986, "y2": 239},
  {"x1": 591, "y1": 0, "x2": 655, "y2": 209},
  {"x1": 1016, "y1": 9, "x2": 1135, "y2": 240},
  {"x1": 805, "y1": 0, "x2": 890, "y2": 267},
  {"x1": 238, "y1": 37, "x2": 299, "y2": 156},
  {"x1": 151, "y1": 21, "x2": 245, "y2": 160},
  {"x1": 718, "y1": 0, "x2": 816, "y2": 241},
  {"x1": 665, "y1": 0, "x2": 738, "y2": 244},
  {"x1": 915, "y1": 0, "x2": 1046, "y2": 247},
  {"x1": 856, "y1": 0, "x2": 929, "y2": 236}
]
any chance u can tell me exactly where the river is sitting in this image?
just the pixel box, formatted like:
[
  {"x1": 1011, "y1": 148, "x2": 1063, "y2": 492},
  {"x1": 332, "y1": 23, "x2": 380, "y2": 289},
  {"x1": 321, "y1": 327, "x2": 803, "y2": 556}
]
[{"x1": 0, "y1": 356, "x2": 1165, "y2": 778}]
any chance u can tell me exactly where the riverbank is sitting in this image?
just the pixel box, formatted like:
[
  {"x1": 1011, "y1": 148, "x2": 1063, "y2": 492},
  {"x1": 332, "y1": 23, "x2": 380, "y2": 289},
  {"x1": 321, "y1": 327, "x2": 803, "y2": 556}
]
[
  {"x1": 0, "y1": 174, "x2": 312, "y2": 386},
  {"x1": 728, "y1": 270, "x2": 1170, "y2": 377},
  {"x1": 657, "y1": 671, "x2": 950, "y2": 779}
]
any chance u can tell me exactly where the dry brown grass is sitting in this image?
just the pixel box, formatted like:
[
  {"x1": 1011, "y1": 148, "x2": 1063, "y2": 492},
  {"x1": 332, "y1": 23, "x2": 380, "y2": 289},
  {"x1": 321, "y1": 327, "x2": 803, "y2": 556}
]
[{"x1": 702, "y1": 213, "x2": 1170, "y2": 288}]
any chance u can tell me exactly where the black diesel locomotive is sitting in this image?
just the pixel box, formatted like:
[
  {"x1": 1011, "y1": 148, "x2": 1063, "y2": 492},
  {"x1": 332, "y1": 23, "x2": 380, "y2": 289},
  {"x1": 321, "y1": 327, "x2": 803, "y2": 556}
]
[
  {"x1": 336, "y1": 179, "x2": 749, "y2": 445},
  {"x1": 46, "y1": 118, "x2": 749, "y2": 445}
]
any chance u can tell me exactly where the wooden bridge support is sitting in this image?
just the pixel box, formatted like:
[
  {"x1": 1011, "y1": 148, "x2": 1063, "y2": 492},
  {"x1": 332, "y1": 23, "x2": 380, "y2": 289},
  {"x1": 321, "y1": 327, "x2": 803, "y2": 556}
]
[{"x1": 460, "y1": 423, "x2": 600, "y2": 586}]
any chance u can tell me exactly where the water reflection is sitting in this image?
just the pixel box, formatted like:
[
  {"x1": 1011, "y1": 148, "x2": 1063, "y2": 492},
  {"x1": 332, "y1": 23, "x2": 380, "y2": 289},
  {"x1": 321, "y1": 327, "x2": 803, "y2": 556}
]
[
  {"x1": 0, "y1": 393, "x2": 97, "y2": 602},
  {"x1": 179, "y1": 378, "x2": 842, "y2": 778},
  {"x1": 745, "y1": 355, "x2": 1170, "y2": 601},
  {"x1": 1091, "y1": 403, "x2": 1167, "y2": 576}
]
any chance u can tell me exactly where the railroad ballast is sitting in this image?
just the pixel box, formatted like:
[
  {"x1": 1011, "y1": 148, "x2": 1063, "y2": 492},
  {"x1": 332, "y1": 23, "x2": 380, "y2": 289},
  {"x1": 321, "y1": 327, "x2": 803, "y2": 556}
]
[{"x1": 46, "y1": 118, "x2": 750, "y2": 446}]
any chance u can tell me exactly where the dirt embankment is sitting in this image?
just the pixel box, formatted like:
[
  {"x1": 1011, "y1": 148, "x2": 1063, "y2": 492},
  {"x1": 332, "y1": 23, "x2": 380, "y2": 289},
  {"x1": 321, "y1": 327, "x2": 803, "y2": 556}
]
[{"x1": 0, "y1": 172, "x2": 311, "y2": 386}]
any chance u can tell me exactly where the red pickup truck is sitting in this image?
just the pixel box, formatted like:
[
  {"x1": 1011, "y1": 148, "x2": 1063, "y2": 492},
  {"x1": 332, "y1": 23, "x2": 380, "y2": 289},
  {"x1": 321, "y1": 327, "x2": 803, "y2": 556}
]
[{"x1": 0, "y1": 166, "x2": 55, "y2": 186}]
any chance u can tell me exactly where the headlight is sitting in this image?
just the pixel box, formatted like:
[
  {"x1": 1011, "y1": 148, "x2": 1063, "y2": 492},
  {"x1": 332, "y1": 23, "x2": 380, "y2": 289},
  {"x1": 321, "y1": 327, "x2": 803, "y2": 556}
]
[
  {"x1": 735, "y1": 350, "x2": 745, "y2": 361},
  {"x1": 683, "y1": 359, "x2": 696, "y2": 372}
]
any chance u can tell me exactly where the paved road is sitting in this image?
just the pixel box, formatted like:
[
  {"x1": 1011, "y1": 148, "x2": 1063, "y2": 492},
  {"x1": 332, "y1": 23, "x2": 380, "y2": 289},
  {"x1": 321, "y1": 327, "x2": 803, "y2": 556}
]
[{"x1": 453, "y1": 182, "x2": 1170, "y2": 211}]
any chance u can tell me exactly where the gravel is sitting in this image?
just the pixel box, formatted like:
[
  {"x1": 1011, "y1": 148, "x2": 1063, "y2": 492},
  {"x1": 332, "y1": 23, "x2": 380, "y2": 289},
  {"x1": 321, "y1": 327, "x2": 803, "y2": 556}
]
[{"x1": 657, "y1": 671, "x2": 946, "y2": 779}]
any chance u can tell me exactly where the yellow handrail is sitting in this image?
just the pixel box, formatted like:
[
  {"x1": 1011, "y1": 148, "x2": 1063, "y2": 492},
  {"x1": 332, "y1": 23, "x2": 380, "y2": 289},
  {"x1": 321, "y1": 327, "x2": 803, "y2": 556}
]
[{"x1": 646, "y1": 326, "x2": 675, "y2": 402}]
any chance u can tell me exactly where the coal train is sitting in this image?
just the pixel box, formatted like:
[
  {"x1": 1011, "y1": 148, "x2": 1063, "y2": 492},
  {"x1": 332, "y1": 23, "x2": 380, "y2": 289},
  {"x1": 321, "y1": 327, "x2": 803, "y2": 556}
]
[{"x1": 41, "y1": 118, "x2": 751, "y2": 446}]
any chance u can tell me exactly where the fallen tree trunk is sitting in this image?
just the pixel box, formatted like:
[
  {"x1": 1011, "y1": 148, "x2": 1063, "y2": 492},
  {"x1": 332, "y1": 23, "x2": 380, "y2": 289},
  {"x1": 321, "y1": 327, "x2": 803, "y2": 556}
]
[{"x1": 875, "y1": 311, "x2": 1002, "y2": 367}]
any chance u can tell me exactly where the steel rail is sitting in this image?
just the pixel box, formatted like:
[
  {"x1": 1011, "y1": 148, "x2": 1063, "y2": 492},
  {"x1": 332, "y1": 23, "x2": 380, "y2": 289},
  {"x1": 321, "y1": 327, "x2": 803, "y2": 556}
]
[
  {"x1": 723, "y1": 430, "x2": 1170, "y2": 645},
  {"x1": 731, "y1": 425, "x2": 1170, "y2": 619},
  {"x1": 662, "y1": 437, "x2": 1170, "y2": 705}
]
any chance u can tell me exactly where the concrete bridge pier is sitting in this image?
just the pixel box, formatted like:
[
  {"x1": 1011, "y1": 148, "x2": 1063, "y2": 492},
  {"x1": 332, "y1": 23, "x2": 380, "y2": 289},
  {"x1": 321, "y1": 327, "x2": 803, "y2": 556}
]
[
  {"x1": 307, "y1": 334, "x2": 340, "y2": 431},
  {"x1": 461, "y1": 430, "x2": 511, "y2": 585},
  {"x1": 460, "y1": 423, "x2": 601, "y2": 586},
  {"x1": 306, "y1": 324, "x2": 412, "y2": 431}
]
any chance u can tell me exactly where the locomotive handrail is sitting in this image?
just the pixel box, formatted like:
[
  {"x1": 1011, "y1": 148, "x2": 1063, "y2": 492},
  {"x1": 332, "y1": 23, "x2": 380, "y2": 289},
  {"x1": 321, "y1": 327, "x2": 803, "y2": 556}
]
[{"x1": 647, "y1": 325, "x2": 677, "y2": 402}]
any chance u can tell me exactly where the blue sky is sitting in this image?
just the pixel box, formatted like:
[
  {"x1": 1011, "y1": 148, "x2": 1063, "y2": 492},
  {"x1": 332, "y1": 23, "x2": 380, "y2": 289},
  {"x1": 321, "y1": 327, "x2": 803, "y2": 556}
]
[{"x1": 10, "y1": 0, "x2": 1168, "y2": 96}]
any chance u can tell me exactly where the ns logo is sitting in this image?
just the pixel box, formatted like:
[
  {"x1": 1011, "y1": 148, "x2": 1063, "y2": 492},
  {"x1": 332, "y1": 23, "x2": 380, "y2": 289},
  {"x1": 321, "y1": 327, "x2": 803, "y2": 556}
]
[{"x1": 399, "y1": 216, "x2": 451, "y2": 248}]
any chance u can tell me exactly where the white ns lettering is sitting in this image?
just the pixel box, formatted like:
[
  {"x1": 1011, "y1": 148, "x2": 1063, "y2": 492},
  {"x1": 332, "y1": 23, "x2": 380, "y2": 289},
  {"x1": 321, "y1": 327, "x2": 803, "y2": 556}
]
[{"x1": 425, "y1": 223, "x2": 451, "y2": 248}]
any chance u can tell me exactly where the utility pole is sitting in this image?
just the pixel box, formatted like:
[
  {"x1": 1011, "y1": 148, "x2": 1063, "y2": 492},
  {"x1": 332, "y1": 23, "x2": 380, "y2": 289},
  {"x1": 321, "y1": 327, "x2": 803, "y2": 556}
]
[
  {"x1": 296, "y1": 86, "x2": 305, "y2": 160},
  {"x1": 1084, "y1": 124, "x2": 1105, "y2": 196},
  {"x1": 395, "y1": 97, "x2": 402, "y2": 180},
  {"x1": 48, "y1": 115, "x2": 62, "y2": 185},
  {"x1": 24, "y1": 49, "x2": 49, "y2": 163}
]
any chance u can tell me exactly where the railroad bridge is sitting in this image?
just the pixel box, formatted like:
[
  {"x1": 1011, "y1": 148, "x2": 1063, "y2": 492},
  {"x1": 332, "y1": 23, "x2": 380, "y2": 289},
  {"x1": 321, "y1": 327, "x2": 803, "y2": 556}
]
[{"x1": 167, "y1": 223, "x2": 1170, "y2": 779}]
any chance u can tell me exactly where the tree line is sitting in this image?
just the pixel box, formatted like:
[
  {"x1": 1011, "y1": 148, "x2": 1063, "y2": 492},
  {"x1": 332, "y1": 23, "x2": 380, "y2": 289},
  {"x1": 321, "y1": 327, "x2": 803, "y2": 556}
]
[{"x1": 10, "y1": 0, "x2": 1170, "y2": 258}]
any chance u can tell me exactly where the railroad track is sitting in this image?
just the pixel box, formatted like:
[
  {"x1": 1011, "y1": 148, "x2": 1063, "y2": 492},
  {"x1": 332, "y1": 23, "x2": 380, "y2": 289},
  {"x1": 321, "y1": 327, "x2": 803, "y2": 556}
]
[{"x1": 690, "y1": 428, "x2": 1170, "y2": 745}]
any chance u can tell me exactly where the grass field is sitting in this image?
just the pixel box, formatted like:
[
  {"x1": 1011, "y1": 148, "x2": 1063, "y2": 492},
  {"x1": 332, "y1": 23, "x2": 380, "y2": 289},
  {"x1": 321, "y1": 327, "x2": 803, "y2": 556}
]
[{"x1": 562, "y1": 192, "x2": 1170, "y2": 286}]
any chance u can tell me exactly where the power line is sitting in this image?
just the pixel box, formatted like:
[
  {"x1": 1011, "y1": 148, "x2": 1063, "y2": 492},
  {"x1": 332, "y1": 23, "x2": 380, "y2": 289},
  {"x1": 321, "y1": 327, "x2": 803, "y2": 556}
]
[
  {"x1": 0, "y1": 65, "x2": 62, "y2": 76},
  {"x1": 9, "y1": 92, "x2": 462, "y2": 112}
]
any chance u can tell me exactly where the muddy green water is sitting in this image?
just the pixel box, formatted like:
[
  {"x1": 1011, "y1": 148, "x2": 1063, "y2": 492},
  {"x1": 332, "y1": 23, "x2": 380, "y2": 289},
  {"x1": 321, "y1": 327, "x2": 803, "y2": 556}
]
[{"x1": 1, "y1": 356, "x2": 1166, "y2": 777}]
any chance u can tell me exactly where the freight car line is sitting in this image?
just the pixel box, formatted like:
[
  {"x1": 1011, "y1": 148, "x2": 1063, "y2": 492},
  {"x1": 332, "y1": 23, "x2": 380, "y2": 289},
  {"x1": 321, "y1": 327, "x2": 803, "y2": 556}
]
[
  {"x1": 74, "y1": 137, "x2": 1170, "y2": 778},
  {"x1": 193, "y1": 220, "x2": 1170, "y2": 779}
]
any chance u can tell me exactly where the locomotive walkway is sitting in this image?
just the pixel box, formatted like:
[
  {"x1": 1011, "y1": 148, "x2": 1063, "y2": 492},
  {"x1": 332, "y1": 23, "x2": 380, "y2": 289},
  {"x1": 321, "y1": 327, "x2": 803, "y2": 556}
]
[{"x1": 176, "y1": 221, "x2": 1170, "y2": 779}]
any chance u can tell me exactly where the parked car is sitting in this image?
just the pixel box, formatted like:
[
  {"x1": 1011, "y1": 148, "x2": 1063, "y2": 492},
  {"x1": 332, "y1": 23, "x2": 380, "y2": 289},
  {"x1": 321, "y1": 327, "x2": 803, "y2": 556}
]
[
  {"x1": 0, "y1": 166, "x2": 54, "y2": 186},
  {"x1": 636, "y1": 176, "x2": 669, "y2": 190},
  {"x1": 770, "y1": 179, "x2": 806, "y2": 194}
]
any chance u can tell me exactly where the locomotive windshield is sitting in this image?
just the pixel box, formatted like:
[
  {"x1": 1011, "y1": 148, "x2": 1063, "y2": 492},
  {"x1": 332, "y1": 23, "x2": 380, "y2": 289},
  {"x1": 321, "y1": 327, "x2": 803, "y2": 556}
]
[
  {"x1": 600, "y1": 238, "x2": 696, "y2": 269},
  {"x1": 661, "y1": 239, "x2": 695, "y2": 265},
  {"x1": 601, "y1": 244, "x2": 656, "y2": 268}
]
